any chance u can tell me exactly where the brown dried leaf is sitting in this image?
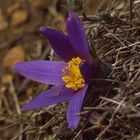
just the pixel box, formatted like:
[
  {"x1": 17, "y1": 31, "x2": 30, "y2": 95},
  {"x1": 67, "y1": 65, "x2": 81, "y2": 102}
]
[
  {"x1": 31, "y1": 0, "x2": 46, "y2": 9},
  {"x1": 11, "y1": 9, "x2": 29, "y2": 26},
  {"x1": 7, "y1": 3, "x2": 20, "y2": 14},
  {"x1": 0, "y1": 11, "x2": 8, "y2": 31},
  {"x1": 3, "y1": 46, "x2": 25, "y2": 69},
  {"x1": 26, "y1": 88, "x2": 33, "y2": 96},
  {"x1": 2, "y1": 74, "x2": 13, "y2": 85}
]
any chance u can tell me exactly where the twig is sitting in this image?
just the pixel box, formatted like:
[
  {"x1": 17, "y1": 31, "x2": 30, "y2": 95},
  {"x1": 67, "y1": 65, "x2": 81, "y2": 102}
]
[
  {"x1": 106, "y1": 0, "x2": 115, "y2": 11},
  {"x1": 9, "y1": 80, "x2": 24, "y2": 140},
  {"x1": 100, "y1": 96, "x2": 125, "y2": 106},
  {"x1": 73, "y1": 123, "x2": 88, "y2": 140},
  {"x1": 96, "y1": 96, "x2": 127, "y2": 140},
  {"x1": 129, "y1": 0, "x2": 133, "y2": 26},
  {"x1": 11, "y1": 126, "x2": 30, "y2": 140}
]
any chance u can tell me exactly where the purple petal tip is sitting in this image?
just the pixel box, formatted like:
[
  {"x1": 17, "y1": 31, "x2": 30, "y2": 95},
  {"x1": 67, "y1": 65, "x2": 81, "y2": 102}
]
[
  {"x1": 67, "y1": 11, "x2": 75, "y2": 22},
  {"x1": 68, "y1": 11, "x2": 75, "y2": 17},
  {"x1": 21, "y1": 105, "x2": 32, "y2": 110},
  {"x1": 39, "y1": 26, "x2": 47, "y2": 34},
  {"x1": 21, "y1": 106, "x2": 26, "y2": 110}
]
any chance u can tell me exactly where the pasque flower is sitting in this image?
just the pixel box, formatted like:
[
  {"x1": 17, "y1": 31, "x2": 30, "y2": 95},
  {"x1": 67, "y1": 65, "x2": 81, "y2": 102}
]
[{"x1": 14, "y1": 12, "x2": 97, "y2": 128}]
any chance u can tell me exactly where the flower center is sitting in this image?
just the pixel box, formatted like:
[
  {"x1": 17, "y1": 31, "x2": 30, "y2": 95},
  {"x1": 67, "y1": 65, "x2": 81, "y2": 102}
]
[{"x1": 62, "y1": 57, "x2": 85, "y2": 91}]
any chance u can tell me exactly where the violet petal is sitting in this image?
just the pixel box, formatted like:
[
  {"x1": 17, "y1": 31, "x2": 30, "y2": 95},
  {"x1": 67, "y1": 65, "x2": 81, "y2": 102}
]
[
  {"x1": 22, "y1": 86, "x2": 74, "y2": 110},
  {"x1": 39, "y1": 27, "x2": 77, "y2": 61},
  {"x1": 67, "y1": 86, "x2": 88, "y2": 128},
  {"x1": 14, "y1": 60, "x2": 66, "y2": 85},
  {"x1": 66, "y1": 12, "x2": 92, "y2": 63}
]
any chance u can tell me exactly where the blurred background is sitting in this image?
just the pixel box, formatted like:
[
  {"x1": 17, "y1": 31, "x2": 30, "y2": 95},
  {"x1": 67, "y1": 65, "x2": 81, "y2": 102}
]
[{"x1": 0, "y1": 0, "x2": 140, "y2": 140}]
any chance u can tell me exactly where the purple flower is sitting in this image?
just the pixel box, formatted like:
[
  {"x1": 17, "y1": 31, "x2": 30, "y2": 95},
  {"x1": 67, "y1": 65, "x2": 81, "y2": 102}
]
[{"x1": 14, "y1": 12, "x2": 95, "y2": 128}]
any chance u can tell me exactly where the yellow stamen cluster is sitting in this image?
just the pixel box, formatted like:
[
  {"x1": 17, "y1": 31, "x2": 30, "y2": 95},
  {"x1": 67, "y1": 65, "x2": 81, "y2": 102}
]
[{"x1": 62, "y1": 57, "x2": 85, "y2": 91}]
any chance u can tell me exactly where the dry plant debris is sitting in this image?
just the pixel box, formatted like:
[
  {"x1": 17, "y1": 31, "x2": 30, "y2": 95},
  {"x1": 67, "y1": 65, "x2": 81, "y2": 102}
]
[
  {"x1": 2, "y1": 46, "x2": 25, "y2": 70},
  {"x1": 0, "y1": 0, "x2": 140, "y2": 140},
  {"x1": 10, "y1": 9, "x2": 29, "y2": 26},
  {"x1": 0, "y1": 10, "x2": 8, "y2": 31}
]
